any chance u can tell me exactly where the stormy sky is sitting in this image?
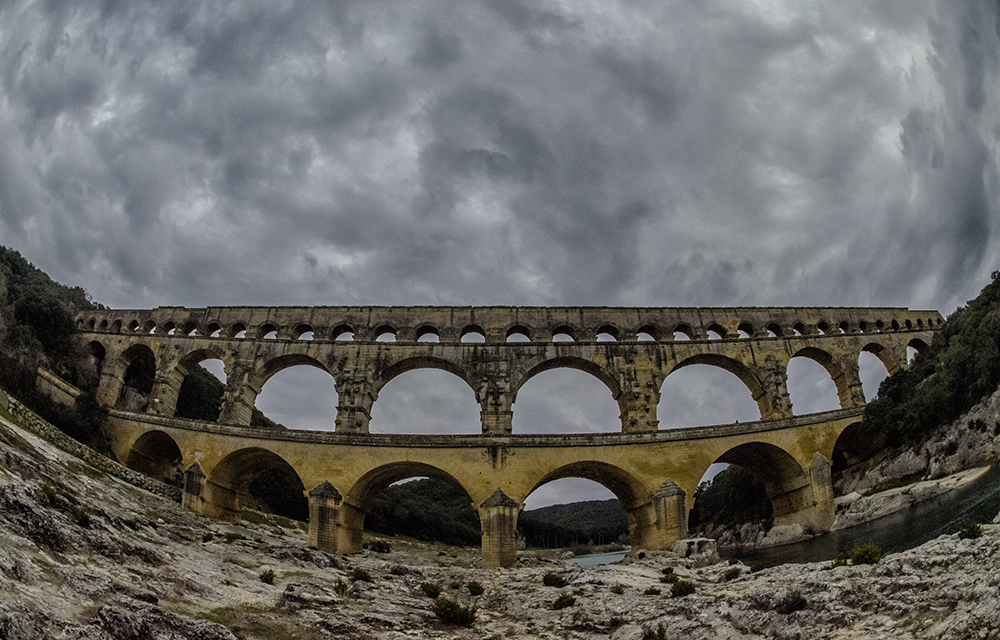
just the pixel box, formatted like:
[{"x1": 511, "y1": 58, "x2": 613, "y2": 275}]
[{"x1": 2, "y1": 1, "x2": 999, "y2": 507}]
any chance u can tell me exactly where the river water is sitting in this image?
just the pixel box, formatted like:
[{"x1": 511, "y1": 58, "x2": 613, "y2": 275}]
[
  {"x1": 565, "y1": 465, "x2": 1000, "y2": 568},
  {"x1": 729, "y1": 464, "x2": 1000, "y2": 567}
]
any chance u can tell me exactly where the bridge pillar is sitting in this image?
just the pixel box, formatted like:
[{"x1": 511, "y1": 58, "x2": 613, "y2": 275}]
[
  {"x1": 767, "y1": 454, "x2": 835, "y2": 534},
  {"x1": 307, "y1": 482, "x2": 343, "y2": 553},
  {"x1": 149, "y1": 367, "x2": 185, "y2": 417},
  {"x1": 755, "y1": 357, "x2": 793, "y2": 419},
  {"x1": 628, "y1": 480, "x2": 687, "y2": 551},
  {"x1": 219, "y1": 360, "x2": 256, "y2": 426},
  {"x1": 181, "y1": 462, "x2": 207, "y2": 513},
  {"x1": 479, "y1": 489, "x2": 521, "y2": 568},
  {"x1": 96, "y1": 368, "x2": 124, "y2": 408},
  {"x1": 336, "y1": 502, "x2": 366, "y2": 554},
  {"x1": 832, "y1": 358, "x2": 867, "y2": 408},
  {"x1": 619, "y1": 367, "x2": 661, "y2": 433},
  {"x1": 335, "y1": 377, "x2": 375, "y2": 433},
  {"x1": 478, "y1": 372, "x2": 513, "y2": 434}
]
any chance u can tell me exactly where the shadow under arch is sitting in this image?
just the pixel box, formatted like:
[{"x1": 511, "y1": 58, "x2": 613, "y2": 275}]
[
  {"x1": 340, "y1": 461, "x2": 480, "y2": 553},
  {"x1": 831, "y1": 421, "x2": 885, "y2": 478},
  {"x1": 523, "y1": 461, "x2": 679, "y2": 552},
  {"x1": 169, "y1": 347, "x2": 229, "y2": 419},
  {"x1": 667, "y1": 353, "x2": 769, "y2": 418},
  {"x1": 114, "y1": 344, "x2": 157, "y2": 411},
  {"x1": 701, "y1": 442, "x2": 827, "y2": 531},
  {"x1": 202, "y1": 448, "x2": 306, "y2": 522},
  {"x1": 125, "y1": 430, "x2": 182, "y2": 485}
]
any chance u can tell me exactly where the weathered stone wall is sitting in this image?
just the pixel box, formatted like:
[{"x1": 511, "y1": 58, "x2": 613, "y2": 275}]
[{"x1": 0, "y1": 386, "x2": 182, "y2": 503}]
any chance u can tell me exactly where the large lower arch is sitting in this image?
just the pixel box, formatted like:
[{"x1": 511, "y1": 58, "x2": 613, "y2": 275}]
[
  {"x1": 666, "y1": 354, "x2": 770, "y2": 419},
  {"x1": 339, "y1": 462, "x2": 477, "y2": 555},
  {"x1": 166, "y1": 348, "x2": 228, "y2": 419},
  {"x1": 657, "y1": 362, "x2": 762, "y2": 428},
  {"x1": 113, "y1": 344, "x2": 157, "y2": 412},
  {"x1": 125, "y1": 430, "x2": 182, "y2": 484},
  {"x1": 521, "y1": 461, "x2": 687, "y2": 556},
  {"x1": 202, "y1": 448, "x2": 305, "y2": 521},
  {"x1": 703, "y1": 442, "x2": 833, "y2": 533}
]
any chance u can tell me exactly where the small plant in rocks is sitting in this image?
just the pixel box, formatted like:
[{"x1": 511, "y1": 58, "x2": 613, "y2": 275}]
[
  {"x1": 350, "y1": 568, "x2": 373, "y2": 582},
  {"x1": 552, "y1": 593, "x2": 575, "y2": 609},
  {"x1": 364, "y1": 539, "x2": 391, "y2": 553},
  {"x1": 258, "y1": 569, "x2": 275, "y2": 585},
  {"x1": 420, "y1": 582, "x2": 442, "y2": 598},
  {"x1": 958, "y1": 522, "x2": 983, "y2": 539},
  {"x1": 333, "y1": 579, "x2": 350, "y2": 598},
  {"x1": 723, "y1": 567, "x2": 741, "y2": 582},
  {"x1": 643, "y1": 587, "x2": 661, "y2": 596},
  {"x1": 467, "y1": 581, "x2": 485, "y2": 596},
  {"x1": 660, "y1": 573, "x2": 679, "y2": 584},
  {"x1": 202, "y1": 533, "x2": 214, "y2": 543},
  {"x1": 642, "y1": 623, "x2": 668, "y2": 640},
  {"x1": 830, "y1": 552, "x2": 850, "y2": 568},
  {"x1": 670, "y1": 580, "x2": 695, "y2": 598},
  {"x1": 610, "y1": 584, "x2": 625, "y2": 594},
  {"x1": 432, "y1": 597, "x2": 476, "y2": 627},
  {"x1": 543, "y1": 573, "x2": 567, "y2": 587},
  {"x1": 775, "y1": 591, "x2": 807, "y2": 614},
  {"x1": 851, "y1": 543, "x2": 882, "y2": 565}
]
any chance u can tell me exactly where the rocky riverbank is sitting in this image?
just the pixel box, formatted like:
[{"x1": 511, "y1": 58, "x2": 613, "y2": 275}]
[{"x1": 3, "y1": 411, "x2": 1000, "y2": 638}]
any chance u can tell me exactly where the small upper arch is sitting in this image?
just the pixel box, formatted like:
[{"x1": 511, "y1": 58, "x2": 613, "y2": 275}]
[
  {"x1": 594, "y1": 324, "x2": 620, "y2": 341},
  {"x1": 506, "y1": 324, "x2": 532, "y2": 342},
  {"x1": 460, "y1": 325, "x2": 486, "y2": 343},
  {"x1": 550, "y1": 325, "x2": 577, "y2": 342}
]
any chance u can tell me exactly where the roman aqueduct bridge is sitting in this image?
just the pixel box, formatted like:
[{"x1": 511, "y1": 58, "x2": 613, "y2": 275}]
[{"x1": 77, "y1": 304, "x2": 941, "y2": 567}]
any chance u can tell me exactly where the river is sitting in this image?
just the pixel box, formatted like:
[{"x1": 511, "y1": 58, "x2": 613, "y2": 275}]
[{"x1": 729, "y1": 464, "x2": 1000, "y2": 567}]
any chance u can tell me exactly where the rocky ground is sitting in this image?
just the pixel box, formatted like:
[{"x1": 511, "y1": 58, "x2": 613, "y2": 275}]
[{"x1": 2, "y1": 413, "x2": 1000, "y2": 639}]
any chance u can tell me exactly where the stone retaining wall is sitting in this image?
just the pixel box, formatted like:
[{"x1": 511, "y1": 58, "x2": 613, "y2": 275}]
[{"x1": 0, "y1": 386, "x2": 182, "y2": 503}]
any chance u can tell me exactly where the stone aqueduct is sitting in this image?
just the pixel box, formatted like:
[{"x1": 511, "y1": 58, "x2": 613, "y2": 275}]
[{"x1": 77, "y1": 305, "x2": 941, "y2": 567}]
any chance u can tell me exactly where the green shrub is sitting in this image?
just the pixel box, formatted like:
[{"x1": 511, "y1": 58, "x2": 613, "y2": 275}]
[
  {"x1": 350, "y1": 568, "x2": 373, "y2": 582},
  {"x1": 432, "y1": 597, "x2": 476, "y2": 627},
  {"x1": 643, "y1": 587, "x2": 661, "y2": 596},
  {"x1": 467, "y1": 581, "x2": 484, "y2": 596},
  {"x1": 333, "y1": 579, "x2": 350, "y2": 598},
  {"x1": 659, "y1": 573, "x2": 678, "y2": 584},
  {"x1": 123, "y1": 519, "x2": 137, "y2": 530},
  {"x1": 775, "y1": 591, "x2": 807, "y2": 614},
  {"x1": 364, "y1": 539, "x2": 391, "y2": 553},
  {"x1": 70, "y1": 504, "x2": 90, "y2": 528},
  {"x1": 642, "y1": 623, "x2": 668, "y2": 640},
  {"x1": 830, "y1": 552, "x2": 850, "y2": 568},
  {"x1": 259, "y1": 569, "x2": 275, "y2": 585},
  {"x1": 851, "y1": 543, "x2": 882, "y2": 565},
  {"x1": 543, "y1": 573, "x2": 567, "y2": 587},
  {"x1": 750, "y1": 561, "x2": 769, "y2": 573},
  {"x1": 202, "y1": 533, "x2": 214, "y2": 543},
  {"x1": 670, "y1": 580, "x2": 695, "y2": 598},
  {"x1": 39, "y1": 482, "x2": 58, "y2": 507},
  {"x1": 420, "y1": 582, "x2": 442, "y2": 598},
  {"x1": 609, "y1": 616, "x2": 624, "y2": 630},
  {"x1": 552, "y1": 593, "x2": 575, "y2": 609},
  {"x1": 224, "y1": 532, "x2": 244, "y2": 543},
  {"x1": 610, "y1": 584, "x2": 625, "y2": 594},
  {"x1": 661, "y1": 567, "x2": 674, "y2": 574},
  {"x1": 723, "y1": 567, "x2": 741, "y2": 582},
  {"x1": 390, "y1": 565, "x2": 410, "y2": 576},
  {"x1": 958, "y1": 522, "x2": 983, "y2": 539},
  {"x1": 450, "y1": 581, "x2": 460, "y2": 589}
]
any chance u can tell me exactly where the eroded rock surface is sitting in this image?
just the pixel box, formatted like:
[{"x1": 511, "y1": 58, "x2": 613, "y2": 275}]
[{"x1": 1, "y1": 414, "x2": 999, "y2": 639}]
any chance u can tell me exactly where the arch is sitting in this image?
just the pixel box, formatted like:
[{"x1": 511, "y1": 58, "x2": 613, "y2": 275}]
[
  {"x1": 228, "y1": 323, "x2": 247, "y2": 338},
  {"x1": 143, "y1": 320, "x2": 157, "y2": 334},
  {"x1": 369, "y1": 367, "x2": 480, "y2": 435},
  {"x1": 203, "y1": 448, "x2": 306, "y2": 521},
  {"x1": 181, "y1": 321, "x2": 198, "y2": 336},
  {"x1": 506, "y1": 325, "x2": 531, "y2": 342},
  {"x1": 163, "y1": 321, "x2": 177, "y2": 335},
  {"x1": 115, "y1": 344, "x2": 156, "y2": 411},
  {"x1": 792, "y1": 322, "x2": 805, "y2": 336},
  {"x1": 699, "y1": 442, "x2": 807, "y2": 525},
  {"x1": 666, "y1": 354, "x2": 768, "y2": 418},
  {"x1": 766, "y1": 322, "x2": 783, "y2": 337},
  {"x1": 125, "y1": 430, "x2": 182, "y2": 483},
  {"x1": 87, "y1": 340, "x2": 107, "y2": 362},
  {"x1": 860, "y1": 342, "x2": 901, "y2": 378},
  {"x1": 838, "y1": 321, "x2": 850, "y2": 334},
  {"x1": 657, "y1": 363, "x2": 762, "y2": 428},
  {"x1": 857, "y1": 350, "x2": 890, "y2": 402},
  {"x1": 206, "y1": 322, "x2": 221, "y2": 338},
  {"x1": 511, "y1": 367, "x2": 622, "y2": 434},
  {"x1": 891, "y1": 319, "x2": 900, "y2": 331},
  {"x1": 637, "y1": 324, "x2": 660, "y2": 341},
  {"x1": 98, "y1": 319, "x2": 109, "y2": 331},
  {"x1": 372, "y1": 355, "x2": 476, "y2": 397},
  {"x1": 550, "y1": 325, "x2": 577, "y2": 342},
  {"x1": 816, "y1": 321, "x2": 830, "y2": 335},
  {"x1": 512, "y1": 356, "x2": 622, "y2": 408},
  {"x1": 258, "y1": 323, "x2": 278, "y2": 340},
  {"x1": 415, "y1": 325, "x2": 440, "y2": 342},
  {"x1": 858, "y1": 321, "x2": 868, "y2": 333},
  {"x1": 173, "y1": 348, "x2": 229, "y2": 421},
  {"x1": 595, "y1": 324, "x2": 620, "y2": 341},
  {"x1": 706, "y1": 323, "x2": 726, "y2": 339},
  {"x1": 907, "y1": 338, "x2": 930, "y2": 355},
  {"x1": 672, "y1": 324, "x2": 693, "y2": 340},
  {"x1": 460, "y1": 325, "x2": 486, "y2": 343},
  {"x1": 737, "y1": 322, "x2": 755, "y2": 338},
  {"x1": 787, "y1": 348, "x2": 844, "y2": 413},
  {"x1": 526, "y1": 461, "x2": 647, "y2": 511},
  {"x1": 111, "y1": 319, "x2": 123, "y2": 333},
  {"x1": 831, "y1": 421, "x2": 884, "y2": 476},
  {"x1": 374, "y1": 325, "x2": 396, "y2": 342},
  {"x1": 128, "y1": 319, "x2": 140, "y2": 332},
  {"x1": 86, "y1": 317, "x2": 96, "y2": 330},
  {"x1": 249, "y1": 353, "x2": 334, "y2": 395},
  {"x1": 295, "y1": 324, "x2": 315, "y2": 340}
]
